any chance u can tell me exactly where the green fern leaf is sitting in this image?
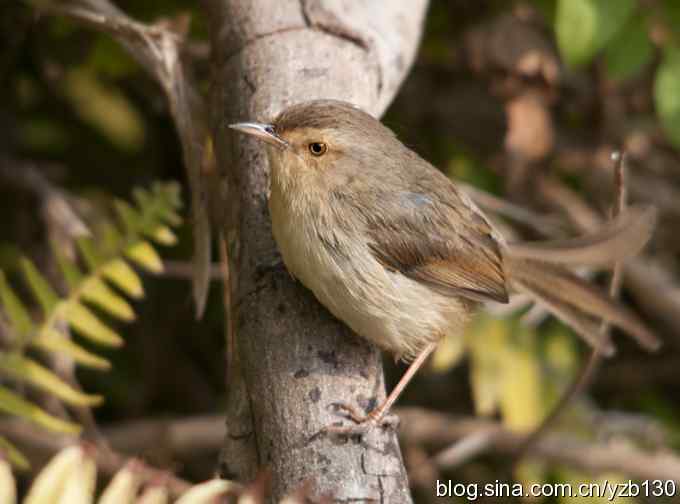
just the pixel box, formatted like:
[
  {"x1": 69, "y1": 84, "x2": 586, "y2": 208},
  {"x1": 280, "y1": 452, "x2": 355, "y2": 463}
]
[
  {"x1": 77, "y1": 237, "x2": 104, "y2": 270},
  {"x1": 80, "y1": 277, "x2": 135, "y2": 321},
  {"x1": 20, "y1": 258, "x2": 60, "y2": 315},
  {"x1": 33, "y1": 330, "x2": 111, "y2": 370},
  {"x1": 0, "y1": 271, "x2": 34, "y2": 340},
  {"x1": 0, "y1": 386, "x2": 80, "y2": 434},
  {"x1": 0, "y1": 181, "x2": 182, "y2": 453},
  {"x1": 65, "y1": 302, "x2": 123, "y2": 347},
  {"x1": 132, "y1": 186, "x2": 152, "y2": 210},
  {"x1": 54, "y1": 249, "x2": 83, "y2": 290},
  {"x1": 0, "y1": 353, "x2": 102, "y2": 407},
  {"x1": 114, "y1": 199, "x2": 142, "y2": 236},
  {"x1": 150, "y1": 225, "x2": 178, "y2": 246},
  {"x1": 125, "y1": 241, "x2": 163, "y2": 273},
  {"x1": 102, "y1": 259, "x2": 144, "y2": 299},
  {"x1": 0, "y1": 436, "x2": 30, "y2": 471}
]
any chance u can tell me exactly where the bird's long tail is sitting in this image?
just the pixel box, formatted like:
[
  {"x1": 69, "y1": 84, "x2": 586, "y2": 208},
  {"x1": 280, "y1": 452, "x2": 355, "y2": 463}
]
[{"x1": 504, "y1": 205, "x2": 660, "y2": 356}]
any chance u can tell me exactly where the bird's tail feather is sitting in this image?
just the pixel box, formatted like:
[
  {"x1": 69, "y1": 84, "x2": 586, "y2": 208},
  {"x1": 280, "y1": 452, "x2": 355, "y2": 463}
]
[
  {"x1": 506, "y1": 205, "x2": 657, "y2": 267},
  {"x1": 505, "y1": 256, "x2": 660, "y2": 355}
]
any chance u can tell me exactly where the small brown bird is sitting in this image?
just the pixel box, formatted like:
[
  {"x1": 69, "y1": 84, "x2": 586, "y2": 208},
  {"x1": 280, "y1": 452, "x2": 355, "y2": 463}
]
[{"x1": 230, "y1": 100, "x2": 659, "y2": 430}]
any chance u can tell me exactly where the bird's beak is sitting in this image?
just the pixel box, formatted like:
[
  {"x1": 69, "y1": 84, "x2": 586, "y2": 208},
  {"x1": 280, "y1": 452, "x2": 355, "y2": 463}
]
[{"x1": 228, "y1": 122, "x2": 288, "y2": 149}]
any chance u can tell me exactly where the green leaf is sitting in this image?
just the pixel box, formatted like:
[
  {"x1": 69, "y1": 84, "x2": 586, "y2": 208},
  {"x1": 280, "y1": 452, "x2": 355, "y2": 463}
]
[
  {"x1": 33, "y1": 329, "x2": 111, "y2": 370},
  {"x1": 604, "y1": 15, "x2": 653, "y2": 80},
  {"x1": 556, "y1": 0, "x2": 636, "y2": 67},
  {"x1": 65, "y1": 302, "x2": 123, "y2": 347},
  {"x1": 54, "y1": 248, "x2": 83, "y2": 290},
  {"x1": 77, "y1": 238, "x2": 104, "y2": 270},
  {"x1": 662, "y1": 0, "x2": 680, "y2": 34},
  {"x1": 64, "y1": 68, "x2": 145, "y2": 153},
  {"x1": 81, "y1": 277, "x2": 135, "y2": 321},
  {"x1": 0, "y1": 436, "x2": 30, "y2": 471},
  {"x1": 125, "y1": 241, "x2": 163, "y2": 273},
  {"x1": 114, "y1": 199, "x2": 142, "y2": 236},
  {"x1": 0, "y1": 353, "x2": 102, "y2": 407},
  {"x1": 0, "y1": 271, "x2": 34, "y2": 338},
  {"x1": 531, "y1": 0, "x2": 556, "y2": 24},
  {"x1": 655, "y1": 48, "x2": 680, "y2": 149},
  {"x1": 132, "y1": 187, "x2": 152, "y2": 211},
  {"x1": 20, "y1": 258, "x2": 59, "y2": 315},
  {"x1": 102, "y1": 259, "x2": 144, "y2": 299},
  {"x1": 0, "y1": 386, "x2": 81, "y2": 434}
]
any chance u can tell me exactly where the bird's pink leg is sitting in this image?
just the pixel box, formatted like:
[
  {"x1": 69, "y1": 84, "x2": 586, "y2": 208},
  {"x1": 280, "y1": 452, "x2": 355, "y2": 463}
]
[{"x1": 326, "y1": 341, "x2": 437, "y2": 435}]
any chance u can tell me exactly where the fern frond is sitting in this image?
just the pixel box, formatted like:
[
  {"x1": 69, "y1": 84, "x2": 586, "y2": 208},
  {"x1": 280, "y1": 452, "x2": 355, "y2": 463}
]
[
  {"x1": 0, "y1": 436, "x2": 30, "y2": 471},
  {"x1": 0, "y1": 182, "x2": 183, "y2": 467},
  {"x1": 6, "y1": 445, "x2": 245, "y2": 504}
]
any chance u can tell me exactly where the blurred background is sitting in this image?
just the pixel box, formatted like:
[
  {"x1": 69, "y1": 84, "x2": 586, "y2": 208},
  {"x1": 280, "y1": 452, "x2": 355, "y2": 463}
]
[{"x1": 1, "y1": 0, "x2": 679, "y2": 502}]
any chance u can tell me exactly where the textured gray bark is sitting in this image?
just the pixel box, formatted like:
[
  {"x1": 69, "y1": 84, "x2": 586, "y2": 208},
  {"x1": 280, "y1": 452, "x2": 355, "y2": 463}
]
[{"x1": 202, "y1": 1, "x2": 428, "y2": 500}]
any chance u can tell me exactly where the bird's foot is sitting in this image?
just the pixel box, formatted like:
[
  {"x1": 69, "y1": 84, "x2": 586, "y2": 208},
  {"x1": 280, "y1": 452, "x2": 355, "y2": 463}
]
[{"x1": 323, "y1": 402, "x2": 399, "y2": 437}]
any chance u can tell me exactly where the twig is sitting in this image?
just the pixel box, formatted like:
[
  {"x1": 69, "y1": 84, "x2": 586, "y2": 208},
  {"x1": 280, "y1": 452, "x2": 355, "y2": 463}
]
[
  {"x1": 539, "y1": 175, "x2": 680, "y2": 345},
  {"x1": 159, "y1": 260, "x2": 223, "y2": 280},
  {"x1": 513, "y1": 151, "x2": 628, "y2": 463},
  {"x1": 0, "y1": 157, "x2": 89, "y2": 240},
  {"x1": 432, "y1": 429, "x2": 499, "y2": 469},
  {"x1": 396, "y1": 407, "x2": 680, "y2": 483},
  {"x1": 460, "y1": 182, "x2": 566, "y2": 237},
  {"x1": 0, "y1": 417, "x2": 205, "y2": 495}
]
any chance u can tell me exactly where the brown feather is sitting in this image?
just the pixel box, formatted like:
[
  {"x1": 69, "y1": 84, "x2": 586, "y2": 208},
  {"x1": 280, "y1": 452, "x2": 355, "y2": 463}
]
[{"x1": 361, "y1": 186, "x2": 509, "y2": 304}]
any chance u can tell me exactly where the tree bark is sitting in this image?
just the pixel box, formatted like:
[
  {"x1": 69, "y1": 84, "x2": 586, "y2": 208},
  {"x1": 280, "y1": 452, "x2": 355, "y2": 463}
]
[{"x1": 202, "y1": 1, "x2": 428, "y2": 501}]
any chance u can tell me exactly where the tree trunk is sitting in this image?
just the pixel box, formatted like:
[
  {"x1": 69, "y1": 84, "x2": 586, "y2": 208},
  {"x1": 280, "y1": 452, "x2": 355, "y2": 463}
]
[{"x1": 202, "y1": 1, "x2": 428, "y2": 500}]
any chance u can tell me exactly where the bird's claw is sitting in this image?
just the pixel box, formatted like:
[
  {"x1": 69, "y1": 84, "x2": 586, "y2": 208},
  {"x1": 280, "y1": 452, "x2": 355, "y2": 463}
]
[{"x1": 323, "y1": 402, "x2": 399, "y2": 437}]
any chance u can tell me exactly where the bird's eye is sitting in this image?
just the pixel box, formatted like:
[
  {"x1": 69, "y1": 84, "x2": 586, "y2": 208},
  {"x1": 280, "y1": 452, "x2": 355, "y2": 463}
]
[{"x1": 308, "y1": 142, "x2": 327, "y2": 156}]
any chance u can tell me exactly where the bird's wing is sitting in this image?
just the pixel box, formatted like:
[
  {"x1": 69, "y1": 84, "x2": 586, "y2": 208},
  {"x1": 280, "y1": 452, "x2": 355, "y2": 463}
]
[{"x1": 363, "y1": 187, "x2": 509, "y2": 304}]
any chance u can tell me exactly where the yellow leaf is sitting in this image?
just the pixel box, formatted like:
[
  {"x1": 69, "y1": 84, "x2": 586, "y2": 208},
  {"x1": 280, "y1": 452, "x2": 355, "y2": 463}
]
[
  {"x1": 57, "y1": 448, "x2": 96, "y2": 504},
  {"x1": 467, "y1": 316, "x2": 508, "y2": 416},
  {"x1": 65, "y1": 302, "x2": 123, "y2": 347},
  {"x1": 0, "y1": 436, "x2": 30, "y2": 471},
  {"x1": 150, "y1": 226, "x2": 178, "y2": 246},
  {"x1": 0, "y1": 386, "x2": 81, "y2": 434},
  {"x1": 0, "y1": 353, "x2": 102, "y2": 407},
  {"x1": 0, "y1": 456, "x2": 17, "y2": 504},
  {"x1": 81, "y1": 277, "x2": 135, "y2": 321},
  {"x1": 137, "y1": 486, "x2": 169, "y2": 504},
  {"x1": 33, "y1": 329, "x2": 111, "y2": 370},
  {"x1": 102, "y1": 259, "x2": 144, "y2": 299},
  {"x1": 125, "y1": 241, "x2": 162, "y2": 273},
  {"x1": 99, "y1": 462, "x2": 142, "y2": 504},
  {"x1": 499, "y1": 325, "x2": 544, "y2": 432},
  {"x1": 25, "y1": 446, "x2": 82, "y2": 504},
  {"x1": 430, "y1": 333, "x2": 465, "y2": 373},
  {"x1": 175, "y1": 480, "x2": 240, "y2": 504}
]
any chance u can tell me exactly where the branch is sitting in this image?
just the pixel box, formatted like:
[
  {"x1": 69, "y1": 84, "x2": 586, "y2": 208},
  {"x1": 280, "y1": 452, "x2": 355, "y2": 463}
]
[
  {"x1": 396, "y1": 407, "x2": 680, "y2": 484},
  {"x1": 0, "y1": 419, "x2": 195, "y2": 496},
  {"x1": 34, "y1": 0, "x2": 214, "y2": 318},
  {"x1": 201, "y1": 0, "x2": 428, "y2": 500}
]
